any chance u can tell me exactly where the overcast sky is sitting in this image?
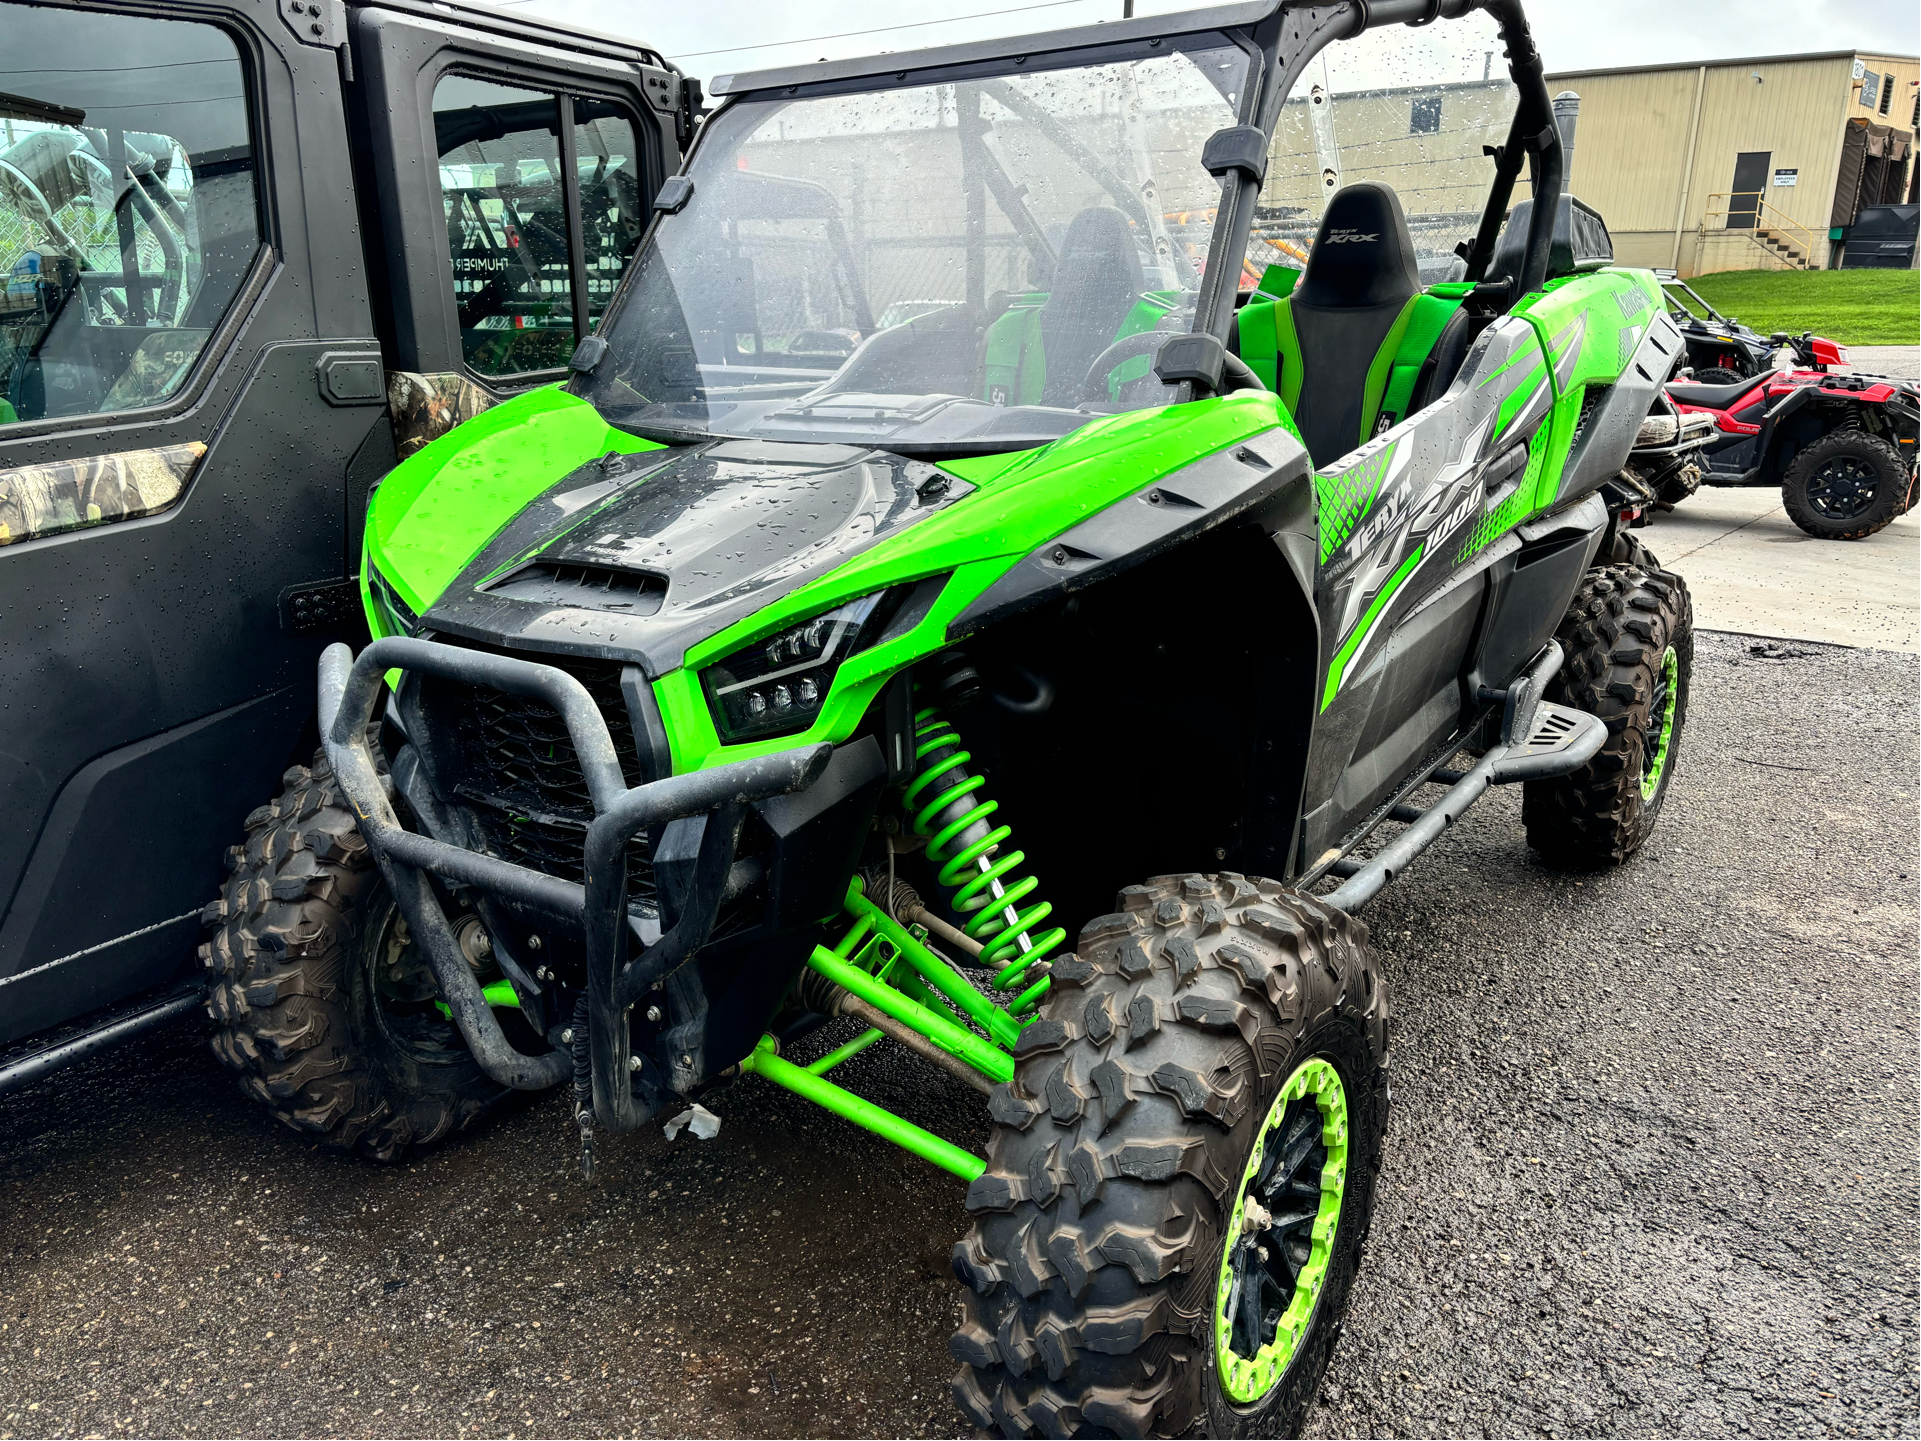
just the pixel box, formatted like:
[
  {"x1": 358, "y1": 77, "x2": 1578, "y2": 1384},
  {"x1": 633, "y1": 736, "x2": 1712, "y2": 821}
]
[{"x1": 491, "y1": 0, "x2": 1918, "y2": 80}]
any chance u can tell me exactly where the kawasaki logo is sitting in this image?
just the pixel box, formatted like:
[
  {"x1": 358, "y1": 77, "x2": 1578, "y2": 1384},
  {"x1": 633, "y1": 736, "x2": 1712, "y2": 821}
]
[{"x1": 1325, "y1": 229, "x2": 1379, "y2": 244}]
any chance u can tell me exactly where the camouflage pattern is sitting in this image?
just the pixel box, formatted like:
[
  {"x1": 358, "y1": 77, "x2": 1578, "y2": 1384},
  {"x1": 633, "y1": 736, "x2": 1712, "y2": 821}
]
[
  {"x1": 388, "y1": 370, "x2": 500, "y2": 459},
  {"x1": 0, "y1": 440, "x2": 207, "y2": 546},
  {"x1": 99, "y1": 329, "x2": 210, "y2": 411}
]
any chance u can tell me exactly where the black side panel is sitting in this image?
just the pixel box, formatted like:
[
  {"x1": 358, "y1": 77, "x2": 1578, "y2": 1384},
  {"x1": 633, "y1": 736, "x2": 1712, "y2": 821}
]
[
  {"x1": 1465, "y1": 496, "x2": 1605, "y2": 700},
  {"x1": 753, "y1": 737, "x2": 888, "y2": 932},
  {"x1": 0, "y1": 688, "x2": 300, "y2": 1045},
  {"x1": 1300, "y1": 572, "x2": 1485, "y2": 860}
]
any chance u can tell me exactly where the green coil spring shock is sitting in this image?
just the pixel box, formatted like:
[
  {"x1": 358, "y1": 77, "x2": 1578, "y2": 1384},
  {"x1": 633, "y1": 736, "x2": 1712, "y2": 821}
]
[{"x1": 901, "y1": 704, "x2": 1065, "y2": 1015}]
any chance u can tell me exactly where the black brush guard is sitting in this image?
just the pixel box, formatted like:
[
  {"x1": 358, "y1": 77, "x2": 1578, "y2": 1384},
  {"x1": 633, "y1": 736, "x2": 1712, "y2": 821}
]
[{"x1": 318, "y1": 637, "x2": 830, "y2": 1131}]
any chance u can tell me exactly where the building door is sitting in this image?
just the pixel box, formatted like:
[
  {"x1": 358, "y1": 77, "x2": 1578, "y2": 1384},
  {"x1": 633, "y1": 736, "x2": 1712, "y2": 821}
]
[{"x1": 1727, "y1": 151, "x2": 1771, "y2": 228}]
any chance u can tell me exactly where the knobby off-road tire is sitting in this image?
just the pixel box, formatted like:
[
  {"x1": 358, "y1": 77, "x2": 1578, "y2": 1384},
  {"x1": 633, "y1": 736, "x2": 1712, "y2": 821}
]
[
  {"x1": 1523, "y1": 562, "x2": 1694, "y2": 869},
  {"x1": 1689, "y1": 366, "x2": 1746, "y2": 387},
  {"x1": 1781, "y1": 429, "x2": 1908, "y2": 540},
  {"x1": 199, "y1": 744, "x2": 498, "y2": 1161},
  {"x1": 951, "y1": 874, "x2": 1391, "y2": 1437}
]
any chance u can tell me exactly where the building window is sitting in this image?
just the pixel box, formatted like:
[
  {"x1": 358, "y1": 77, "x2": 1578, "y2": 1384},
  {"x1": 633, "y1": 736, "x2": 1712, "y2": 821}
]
[
  {"x1": 1860, "y1": 70, "x2": 1880, "y2": 109},
  {"x1": 1409, "y1": 96, "x2": 1442, "y2": 135},
  {"x1": 1880, "y1": 73, "x2": 1895, "y2": 115},
  {"x1": 1912, "y1": 90, "x2": 1919, "y2": 128}
]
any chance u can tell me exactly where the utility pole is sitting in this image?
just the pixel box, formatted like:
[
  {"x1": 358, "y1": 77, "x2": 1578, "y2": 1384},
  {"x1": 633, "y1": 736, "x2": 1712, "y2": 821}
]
[{"x1": 1123, "y1": 1, "x2": 1134, "y2": 16}]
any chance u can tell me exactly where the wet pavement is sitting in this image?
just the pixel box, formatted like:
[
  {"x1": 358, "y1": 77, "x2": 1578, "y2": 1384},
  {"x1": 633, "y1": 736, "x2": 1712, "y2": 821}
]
[{"x1": 2, "y1": 630, "x2": 1916, "y2": 1439}]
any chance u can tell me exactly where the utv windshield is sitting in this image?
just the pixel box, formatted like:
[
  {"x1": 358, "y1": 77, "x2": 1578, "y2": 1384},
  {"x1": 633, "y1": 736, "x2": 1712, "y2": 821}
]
[
  {"x1": 1249, "y1": 12, "x2": 1517, "y2": 287},
  {"x1": 576, "y1": 39, "x2": 1251, "y2": 452}
]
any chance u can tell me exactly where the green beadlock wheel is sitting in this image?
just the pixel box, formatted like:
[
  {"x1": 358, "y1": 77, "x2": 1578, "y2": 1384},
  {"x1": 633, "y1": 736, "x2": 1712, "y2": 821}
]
[
  {"x1": 1639, "y1": 644, "x2": 1679, "y2": 802},
  {"x1": 1214, "y1": 1057, "x2": 1349, "y2": 1404}
]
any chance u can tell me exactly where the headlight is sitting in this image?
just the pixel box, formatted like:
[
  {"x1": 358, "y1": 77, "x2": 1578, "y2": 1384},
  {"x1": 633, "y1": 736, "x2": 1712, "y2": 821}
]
[
  {"x1": 366, "y1": 561, "x2": 420, "y2": 638},
  {"x1": 703, "y1": 589, "x2": 906, "y2": 743}
]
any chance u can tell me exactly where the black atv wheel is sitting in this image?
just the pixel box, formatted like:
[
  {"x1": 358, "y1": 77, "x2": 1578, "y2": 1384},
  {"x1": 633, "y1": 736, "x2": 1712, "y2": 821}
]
[
  {"x1": 199, "y1": 745, "x2": 501, "y2": 1161},
  {"x1": 951, "y1": 874, "x2": 1391, "y2": 1438},
  {"x1": 1523, "y1": 563, "x2": 1693, "y2": 869},
  {"x1": 1690, "y1": 366, "x2": 1746, "y2": 387},
  {"x1": 1781, "y1": 429, "x2": 1909, "y2": 540}
]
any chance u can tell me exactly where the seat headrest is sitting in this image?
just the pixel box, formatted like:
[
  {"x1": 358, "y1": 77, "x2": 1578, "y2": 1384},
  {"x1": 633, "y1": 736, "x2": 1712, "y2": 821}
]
[
  {"x1": 1054, "y1": 206, "x2": 1143, "y2": 282},
  {"x1": 1296, "y1": 183, "x2": 1420, "y2": 309}
]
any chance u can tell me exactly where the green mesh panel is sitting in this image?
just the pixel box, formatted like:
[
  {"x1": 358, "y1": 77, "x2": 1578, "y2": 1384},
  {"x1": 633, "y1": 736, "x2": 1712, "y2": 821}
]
[
  {"x1": 1316, "y1": 439, "x2": 1397, "y2": 563},
  {"x1": 1456, "y1": 432, "x2": 1547, "y2": 563}
]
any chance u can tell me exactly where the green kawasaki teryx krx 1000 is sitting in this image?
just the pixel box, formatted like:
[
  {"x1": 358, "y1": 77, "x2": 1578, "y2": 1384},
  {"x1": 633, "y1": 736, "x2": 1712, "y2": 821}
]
[{"x1": 201, "y1": 0, "x2": 1698, "y2": 1432}]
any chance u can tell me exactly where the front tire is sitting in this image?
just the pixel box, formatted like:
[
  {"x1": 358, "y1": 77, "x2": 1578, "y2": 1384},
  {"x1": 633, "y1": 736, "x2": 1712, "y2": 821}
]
[
  {"x1": 198, "y1": 747, "x2": 501, "y2": 1161},
  {"x1": 951, "y1": 874, "x2": 1391, "y2": 1437},
  {"x1": 1781, "y1": 429, "x2": 1908, "y2": 540},
  {"x1": 1523, "y1": 563, "x2": 1693, "y2": 868},
  {"x1": 1690, "y1": 365, "x2": 1746, "y2": 387}
]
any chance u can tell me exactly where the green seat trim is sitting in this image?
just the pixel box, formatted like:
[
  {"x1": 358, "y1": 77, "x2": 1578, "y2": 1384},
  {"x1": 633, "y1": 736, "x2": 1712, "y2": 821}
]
[
  {"x1": 1375, "y1": 293, "x2": 1466, "y2": 432},
  {"x1": 1238, "y1": 300, "x2": 1280, "y2": 394},
  {"x1": 981, "y1": 302, "x2": 1046, "y2": 405},
  {"x1": 1356, "y1": 294, "x2": 1423, "y2": 447},
  {"x1": 1272, "y1": 299, "x2": 1305, "y2": 414}
]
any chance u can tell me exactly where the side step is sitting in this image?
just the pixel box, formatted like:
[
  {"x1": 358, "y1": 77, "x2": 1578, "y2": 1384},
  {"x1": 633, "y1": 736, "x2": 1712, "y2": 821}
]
[
  {"x1": 0, "y1": 980, "x2": 204, "y2": 1098},
  {"x1": 1323, "y1": 641, "x2": 1606, "y2": 911}
]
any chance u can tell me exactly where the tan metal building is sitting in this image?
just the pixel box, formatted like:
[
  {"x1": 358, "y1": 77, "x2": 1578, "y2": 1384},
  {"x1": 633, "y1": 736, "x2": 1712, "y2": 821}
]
[{"x1": 1546, "y1": 49, "x2": 1918, "y2": 276}]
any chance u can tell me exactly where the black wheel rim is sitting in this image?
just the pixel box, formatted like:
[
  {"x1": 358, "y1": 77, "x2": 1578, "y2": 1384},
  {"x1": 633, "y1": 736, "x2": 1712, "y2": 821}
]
[
  {"x1": 1214, "y1": 1059, "x2": 1348, "y2": 1402},
  {"x1": 366, "y1": 905, "x2": 472, "y2": 1063},
  {"x1": 1805, "y1": 453, "x2": 1880, "y2": 519}
]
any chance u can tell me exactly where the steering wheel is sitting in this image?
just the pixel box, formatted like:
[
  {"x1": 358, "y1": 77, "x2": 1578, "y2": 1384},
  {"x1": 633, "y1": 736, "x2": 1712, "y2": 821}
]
[{"x1": 1079, "y1": 331, "x2": 1266, "y2": 405}]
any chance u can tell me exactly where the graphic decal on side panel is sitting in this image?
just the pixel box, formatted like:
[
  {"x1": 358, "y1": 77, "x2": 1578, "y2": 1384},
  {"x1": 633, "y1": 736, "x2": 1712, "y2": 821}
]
[
  {"x1": 1316, "y1": 317, "x2": 1550, "y2": 711},
  {"x1": 1549, "y1": 315, "x2": 1586, "y2": 393}
]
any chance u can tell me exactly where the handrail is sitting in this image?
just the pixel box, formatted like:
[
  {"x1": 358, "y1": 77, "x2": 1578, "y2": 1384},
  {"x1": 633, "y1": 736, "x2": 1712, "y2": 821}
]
[{"x1": 1698, "y1": 190, "x2": 1821, "y2": 268}]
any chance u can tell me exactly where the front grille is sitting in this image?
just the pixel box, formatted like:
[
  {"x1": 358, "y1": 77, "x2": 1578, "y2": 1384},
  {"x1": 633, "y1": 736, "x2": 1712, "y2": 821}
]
[{"x1": 428, "y1": 643, "x2": 657, "y2": 903}]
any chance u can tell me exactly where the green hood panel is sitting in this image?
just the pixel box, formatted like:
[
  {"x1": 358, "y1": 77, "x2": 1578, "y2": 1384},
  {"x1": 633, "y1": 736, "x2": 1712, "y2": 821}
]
[
  {"x1": 684, "y1": 390, "x2": 1298, "y2": 672},
  {"x1": 365, "y1": 387, "x2": 662, "y2": 615},
  {"x1": 360, "y1": 385, "x2": 1297, "y2": 774},
  {"x1": 655, "y1": 392, "x2": 1299, "y2": 773}
]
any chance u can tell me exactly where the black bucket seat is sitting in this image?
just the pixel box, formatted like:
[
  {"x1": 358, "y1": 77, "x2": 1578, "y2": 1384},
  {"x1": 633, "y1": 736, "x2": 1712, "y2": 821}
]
[
  {"x1": 1037, "y1": 205, "x2": 1144, "y2": 407},
  {"x1": 1287, "y1": 183, "x2": 1422, "y2": 467}
]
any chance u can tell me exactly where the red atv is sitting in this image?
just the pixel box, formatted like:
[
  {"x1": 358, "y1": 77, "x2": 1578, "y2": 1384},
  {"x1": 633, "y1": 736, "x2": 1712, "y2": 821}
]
[{"x1": 1666, "y1": 368, "x2": 1920, "y2": 539}]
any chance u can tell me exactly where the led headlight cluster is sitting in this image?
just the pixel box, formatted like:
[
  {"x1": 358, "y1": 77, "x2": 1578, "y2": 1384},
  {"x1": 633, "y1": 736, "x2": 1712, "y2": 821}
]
[
  {"x1": 365, "y1": 561, "x2": 420, "y2": 638},
  {"x1": 703, "y1": 588, "x2": 906, "y2": 743}
]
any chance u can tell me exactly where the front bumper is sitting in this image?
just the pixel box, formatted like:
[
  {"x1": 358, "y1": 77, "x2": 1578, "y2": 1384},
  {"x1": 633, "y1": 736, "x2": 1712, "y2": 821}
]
[{"x1": 317, "y1": 636, "x2": 833, "y2": 1130}]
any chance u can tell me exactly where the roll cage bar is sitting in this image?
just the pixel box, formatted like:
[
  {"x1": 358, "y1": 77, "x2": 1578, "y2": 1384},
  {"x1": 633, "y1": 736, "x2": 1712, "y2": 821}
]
[{"x1": 648, "y1": 0, "x2": 1562, "y2": 400}]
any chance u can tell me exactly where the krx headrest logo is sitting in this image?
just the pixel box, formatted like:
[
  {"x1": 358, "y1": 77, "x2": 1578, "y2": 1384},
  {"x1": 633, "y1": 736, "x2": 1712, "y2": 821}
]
[{"x1": 1324, "y1": 228, "x2": 1380, "y2": 245}]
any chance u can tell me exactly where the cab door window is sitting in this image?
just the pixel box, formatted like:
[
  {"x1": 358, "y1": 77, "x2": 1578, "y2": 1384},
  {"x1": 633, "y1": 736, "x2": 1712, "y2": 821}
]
[
  {"x1": 0, "y1": 4, "x2": 261, "y2": 429},
  {"x1": 572, "y1": 102, "x2": 645, "y2": 333},
  {"x1": 433, "y1": 77, "x2": 647, "y2": 380},
  {"x1": 434, "y1": 76, "x2": 575, "y2": 378}
]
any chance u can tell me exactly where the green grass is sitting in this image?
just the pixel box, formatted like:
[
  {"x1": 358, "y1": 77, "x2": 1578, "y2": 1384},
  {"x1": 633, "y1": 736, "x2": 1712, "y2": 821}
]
[{"x1": 1681, "y1": 268, "x2": 1918, "y2": 346}]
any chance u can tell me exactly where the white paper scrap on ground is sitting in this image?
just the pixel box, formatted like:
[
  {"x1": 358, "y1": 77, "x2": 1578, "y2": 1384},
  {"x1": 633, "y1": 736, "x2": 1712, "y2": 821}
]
[{"x1": 662, "y1": 1104, "x2": 722, "y2": 1141}]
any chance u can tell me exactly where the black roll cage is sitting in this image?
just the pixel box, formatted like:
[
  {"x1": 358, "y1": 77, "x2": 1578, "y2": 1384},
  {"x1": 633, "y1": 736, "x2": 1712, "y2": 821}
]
[{"x1": 628, "y1": 0, "x2": 1563, "y2": 400}]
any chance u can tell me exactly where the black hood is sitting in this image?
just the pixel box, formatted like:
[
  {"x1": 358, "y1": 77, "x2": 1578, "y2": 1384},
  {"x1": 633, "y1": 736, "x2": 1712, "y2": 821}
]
[{"x1": 419, "y1": 439, "x2": 973, "y2": 677}]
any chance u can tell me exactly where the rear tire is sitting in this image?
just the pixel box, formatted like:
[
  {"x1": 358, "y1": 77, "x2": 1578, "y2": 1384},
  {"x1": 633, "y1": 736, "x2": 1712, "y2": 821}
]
[
  {"x1": 1523, "y1": 563, "x2": 1693, "y2": 869},
  {"x1": 1781, "y1": 429, "x2": 1908, "y2": 540},
  {"x1": 1690, "y1": 366, "x2": 1746, "y2": 387},
  {"x1": 951, "y1": 874, "x2": 1391, "y2": 1437},
  {"x1": 198, "y1": 745, "x2": 500, "y2": 1161}
]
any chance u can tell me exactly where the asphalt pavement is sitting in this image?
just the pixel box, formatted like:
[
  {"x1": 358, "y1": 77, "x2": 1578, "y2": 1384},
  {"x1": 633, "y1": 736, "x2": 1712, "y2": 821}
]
[{"x1": 3, "y1": 627, "x2": 1916, "y2": 1440}]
